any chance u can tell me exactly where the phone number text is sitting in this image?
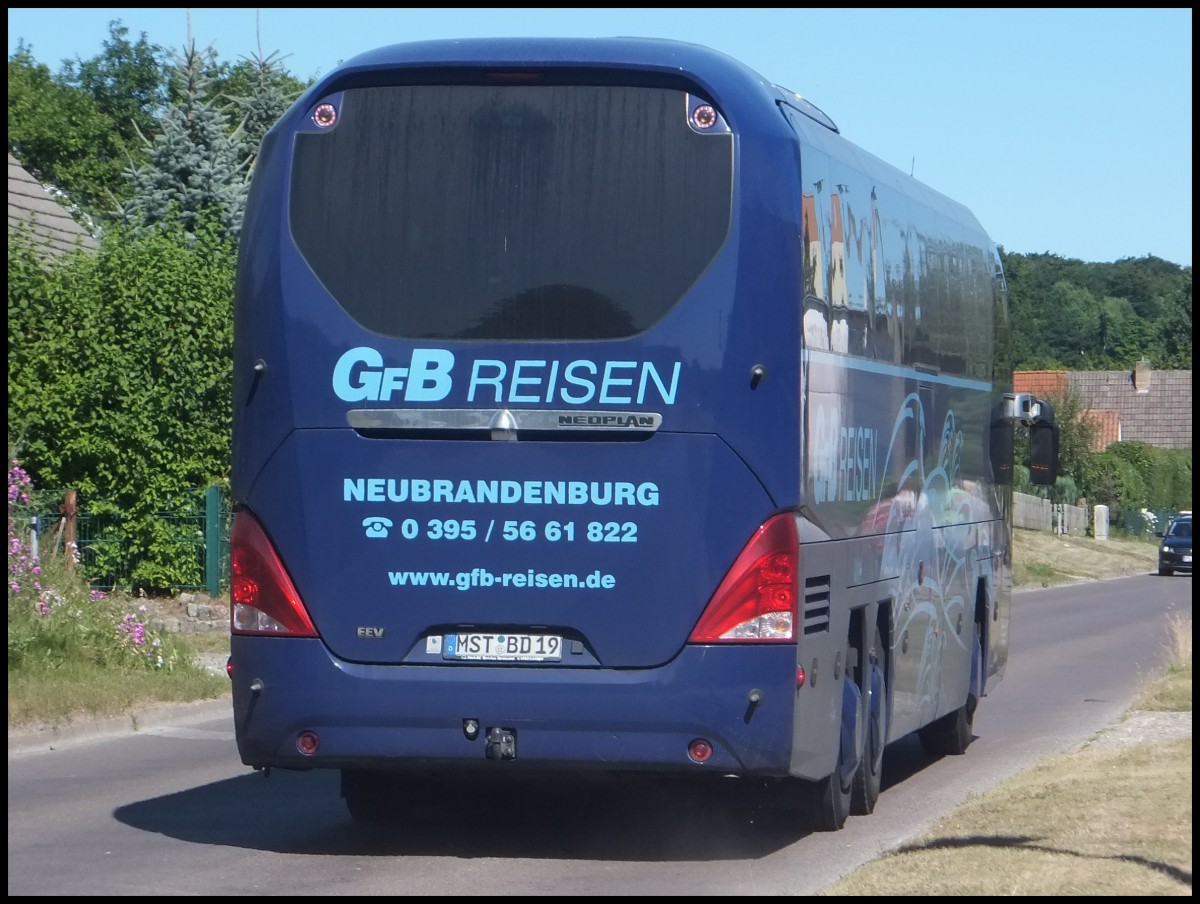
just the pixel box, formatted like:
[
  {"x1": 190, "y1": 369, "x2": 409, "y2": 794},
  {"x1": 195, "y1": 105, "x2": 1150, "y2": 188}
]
[{"x1": 389, "y1": 519, "x2": 638, "y2": 543}]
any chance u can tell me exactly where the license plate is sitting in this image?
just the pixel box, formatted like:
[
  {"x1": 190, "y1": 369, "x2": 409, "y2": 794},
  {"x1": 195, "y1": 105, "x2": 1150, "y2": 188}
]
[
  {"x1": 440, "y1": 632, "x2": 562, "y2": 662},
  {"x1": 1183, "y1": 555, "x2": 1192, "y2": 563}
]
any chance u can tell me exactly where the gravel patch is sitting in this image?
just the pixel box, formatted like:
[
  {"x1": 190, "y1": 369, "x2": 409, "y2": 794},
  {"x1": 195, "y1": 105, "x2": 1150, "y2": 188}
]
[{"x1": 1084, "y1": 710, "x2": 1192, "y2": 750}]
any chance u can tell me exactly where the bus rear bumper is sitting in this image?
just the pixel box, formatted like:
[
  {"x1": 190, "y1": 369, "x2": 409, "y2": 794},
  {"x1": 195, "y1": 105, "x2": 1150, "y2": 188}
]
[{"x1": 230, "y1": 636, "x2": 800, "y2": 777}]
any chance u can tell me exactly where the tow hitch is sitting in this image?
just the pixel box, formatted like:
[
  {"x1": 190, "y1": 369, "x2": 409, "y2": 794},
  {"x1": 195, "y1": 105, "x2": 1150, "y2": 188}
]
[{"x1": 485, "y1": 727, "x2": 517, "y2": 760}]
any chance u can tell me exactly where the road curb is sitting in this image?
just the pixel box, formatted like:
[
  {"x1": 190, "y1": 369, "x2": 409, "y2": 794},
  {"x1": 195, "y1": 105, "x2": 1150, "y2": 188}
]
[{"x1": 7, "y1": 695, "x2": 232, "y2": 758}]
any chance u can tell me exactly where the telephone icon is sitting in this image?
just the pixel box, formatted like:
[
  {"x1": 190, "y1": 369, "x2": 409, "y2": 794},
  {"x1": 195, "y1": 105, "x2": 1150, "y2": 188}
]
[{"x1": 362, "y1": 516, "x2": 393, "y2": 538}]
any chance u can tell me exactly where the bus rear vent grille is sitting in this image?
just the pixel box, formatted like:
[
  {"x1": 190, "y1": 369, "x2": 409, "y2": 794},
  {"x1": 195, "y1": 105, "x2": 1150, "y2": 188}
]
[{"x1": 803, "y1": 575, "x2": 831, "y2": 636}]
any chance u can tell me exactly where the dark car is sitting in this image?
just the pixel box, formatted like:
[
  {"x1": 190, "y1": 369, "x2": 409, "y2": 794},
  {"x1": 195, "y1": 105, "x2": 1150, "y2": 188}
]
[{"x1": 1157, "y1": 513, "x2": 1192, "y2": 576}]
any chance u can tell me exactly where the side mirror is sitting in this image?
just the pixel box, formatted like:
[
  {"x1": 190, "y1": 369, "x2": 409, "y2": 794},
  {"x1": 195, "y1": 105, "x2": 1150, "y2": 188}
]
[
  {"x1": 997, "y1": 392, "x2": 1060, "y2": 486},
  {"x1": 1027, "y1": 397, "x2": 1058, "y2": 487},
  {"x1": 1028, "y1": 421, "x2": 1059, "y2": 486}
]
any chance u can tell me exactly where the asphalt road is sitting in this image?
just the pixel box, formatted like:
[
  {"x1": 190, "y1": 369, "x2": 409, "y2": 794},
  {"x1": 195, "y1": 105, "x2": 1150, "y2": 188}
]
[{"x1": 7, "y1": 572, "x2": 1191, "y2": 896}]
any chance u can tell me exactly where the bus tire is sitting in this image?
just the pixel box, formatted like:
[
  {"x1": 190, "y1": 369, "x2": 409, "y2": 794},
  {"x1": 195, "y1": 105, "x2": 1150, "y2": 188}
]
[
  {"x1": 851, "y1": 626, "x2": 887, "y2": 815},
  {"x1": 805, "y1": 666, "x2": 859, "y2": 831},
  {"x1": 805, "y1": 771, "x2": 851, "y2": 832}
]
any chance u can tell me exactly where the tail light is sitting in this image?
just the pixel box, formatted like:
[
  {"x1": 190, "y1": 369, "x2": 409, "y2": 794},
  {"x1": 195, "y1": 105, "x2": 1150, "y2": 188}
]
[
  {"x1": 230, "y1": 510, "x2": 318, "y2": 637},
  {"x1": 689, "y1": 513, "x2": 797, "y2": 643}
]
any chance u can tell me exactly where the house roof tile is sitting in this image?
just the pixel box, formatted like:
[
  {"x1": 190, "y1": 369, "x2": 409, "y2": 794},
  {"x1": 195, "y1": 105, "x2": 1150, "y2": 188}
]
[
  {"x1": 8, "y1": 153, "x2": 98, "y2": 256},
  {"x1": 1016, "y1": 369, "x2": 1192, "y2": 451}
]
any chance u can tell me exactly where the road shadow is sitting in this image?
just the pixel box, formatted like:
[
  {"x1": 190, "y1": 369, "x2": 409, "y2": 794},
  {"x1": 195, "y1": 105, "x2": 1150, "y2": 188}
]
[
  {"x1": 113, "y1": 725, "x2": 955, "y2": 860},
  {"x1": 880, "y1": 732, "x2": 953, "y2": 791},
  {"x1": 113, "y1": 768, "x2": 813, "y2": 860}
]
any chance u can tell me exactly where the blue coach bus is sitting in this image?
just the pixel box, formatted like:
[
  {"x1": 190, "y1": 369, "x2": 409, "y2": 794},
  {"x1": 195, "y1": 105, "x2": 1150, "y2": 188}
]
[{"x1": 229, "y1": 36, "x2": 1058, "y2": 831}]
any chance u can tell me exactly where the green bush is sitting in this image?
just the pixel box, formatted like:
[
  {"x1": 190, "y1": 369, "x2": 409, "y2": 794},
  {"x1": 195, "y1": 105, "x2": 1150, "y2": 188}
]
[
  {"x1": 1151, "y1": 448, "x2": 1192, "y2": 514},
  {"x1": 8, "y1": 216, "x2": 235, "y2": 592},
  {"x1": 1079, "y1": 441, "x2": 1192, "y2": 518},
  {"x1": 1079, "y1": 450, "x2": 1147, "y2": 518}
]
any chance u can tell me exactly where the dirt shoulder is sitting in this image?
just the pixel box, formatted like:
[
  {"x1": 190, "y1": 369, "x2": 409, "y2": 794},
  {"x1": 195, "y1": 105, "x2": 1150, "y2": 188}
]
[{"x1": 1012, "y1": 527, "x2": 1159, "y2": 588}]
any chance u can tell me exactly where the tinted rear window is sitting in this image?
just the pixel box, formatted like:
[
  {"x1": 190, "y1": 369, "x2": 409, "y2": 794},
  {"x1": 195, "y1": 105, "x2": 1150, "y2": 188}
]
[{"x1": 290, "y1": 83, "x2": 732, "y2": 340}]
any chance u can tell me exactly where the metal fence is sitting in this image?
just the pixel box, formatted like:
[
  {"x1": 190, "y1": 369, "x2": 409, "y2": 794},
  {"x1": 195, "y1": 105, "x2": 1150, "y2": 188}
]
[
  {"x1": 1120, "y1": 508, "x2": 1177, "y2": 540},
  {"x1": 30, "y1": 486, "x2": 231, "y2": 595}
]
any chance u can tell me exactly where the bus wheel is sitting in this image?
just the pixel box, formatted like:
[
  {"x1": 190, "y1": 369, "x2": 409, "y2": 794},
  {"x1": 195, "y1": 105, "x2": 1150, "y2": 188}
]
[
  {"x1": 805, "y1": 666, "x2": 859, "y2": 831},
  {"x1": 851, "y1": 626, "x2": 887, "y2": 815},
  {"x1": 918, "y1": 623, "x2": 980, "y2": 757}
]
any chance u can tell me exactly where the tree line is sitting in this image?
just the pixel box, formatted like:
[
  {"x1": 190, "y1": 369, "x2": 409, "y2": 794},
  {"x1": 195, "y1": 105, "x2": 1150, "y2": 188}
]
[{"x1": 6, "y1": 22, "x2": 1193, "y2": 589}]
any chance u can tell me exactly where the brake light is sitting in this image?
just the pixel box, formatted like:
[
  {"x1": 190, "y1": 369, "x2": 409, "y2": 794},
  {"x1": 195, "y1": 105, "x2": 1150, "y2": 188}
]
[
  {"x1": 689, "y1": 513, "x2": 797, "y2": 643},
  {"x1": 230, "y1": 510, "x2": 318, "y2": 637}
]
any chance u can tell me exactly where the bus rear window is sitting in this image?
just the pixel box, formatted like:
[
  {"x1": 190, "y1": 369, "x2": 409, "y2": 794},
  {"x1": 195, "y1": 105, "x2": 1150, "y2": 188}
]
[{"x1": 290, "y1": 83, "x2": 732, "y2": 340}]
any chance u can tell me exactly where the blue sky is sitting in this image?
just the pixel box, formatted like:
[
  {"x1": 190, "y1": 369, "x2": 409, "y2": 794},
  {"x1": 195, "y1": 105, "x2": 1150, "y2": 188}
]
[{"x1": 8, "y1": 7, "x2": 1193, "y2": 267}]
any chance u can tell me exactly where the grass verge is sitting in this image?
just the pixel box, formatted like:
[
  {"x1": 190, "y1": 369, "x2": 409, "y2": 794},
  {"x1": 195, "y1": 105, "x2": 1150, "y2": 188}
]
[
  {"x1": 1012, "y1": 528, "x2": 1160, "y2": 588},
  {"x1": 819, "y1": 613, "x2": 1192, "y2": 896},
  {"x1": 7, "y1": 545, "x2": 229, "y2": 729},
  {"x1": 7, "y1": 657, "x2": 228, "y2": 728}
]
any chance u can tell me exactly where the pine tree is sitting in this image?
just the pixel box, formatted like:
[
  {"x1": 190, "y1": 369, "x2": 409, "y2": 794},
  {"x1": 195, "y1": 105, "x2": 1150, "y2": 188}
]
[
  {"x1": 217, "y1": 10, "x2": 306, "y2": 167},
  {"x1": 227, "y1": 47, "x2": 303, "y2": 169},
  {"x1": 119, "y1": 38, "x2": 249, "y2": 239}
]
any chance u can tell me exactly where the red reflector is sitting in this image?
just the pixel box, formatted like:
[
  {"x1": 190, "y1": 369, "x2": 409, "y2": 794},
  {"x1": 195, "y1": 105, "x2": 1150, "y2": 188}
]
[
  {"x1": 688, "y1": 739, "x2": 714, "y2": 763},
  {"x1": 796, "y1": 666, "x2": 806, "y2": 688},
  {"x1": 296, "y1": 731, "x2": 319, "y2": 755}
]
